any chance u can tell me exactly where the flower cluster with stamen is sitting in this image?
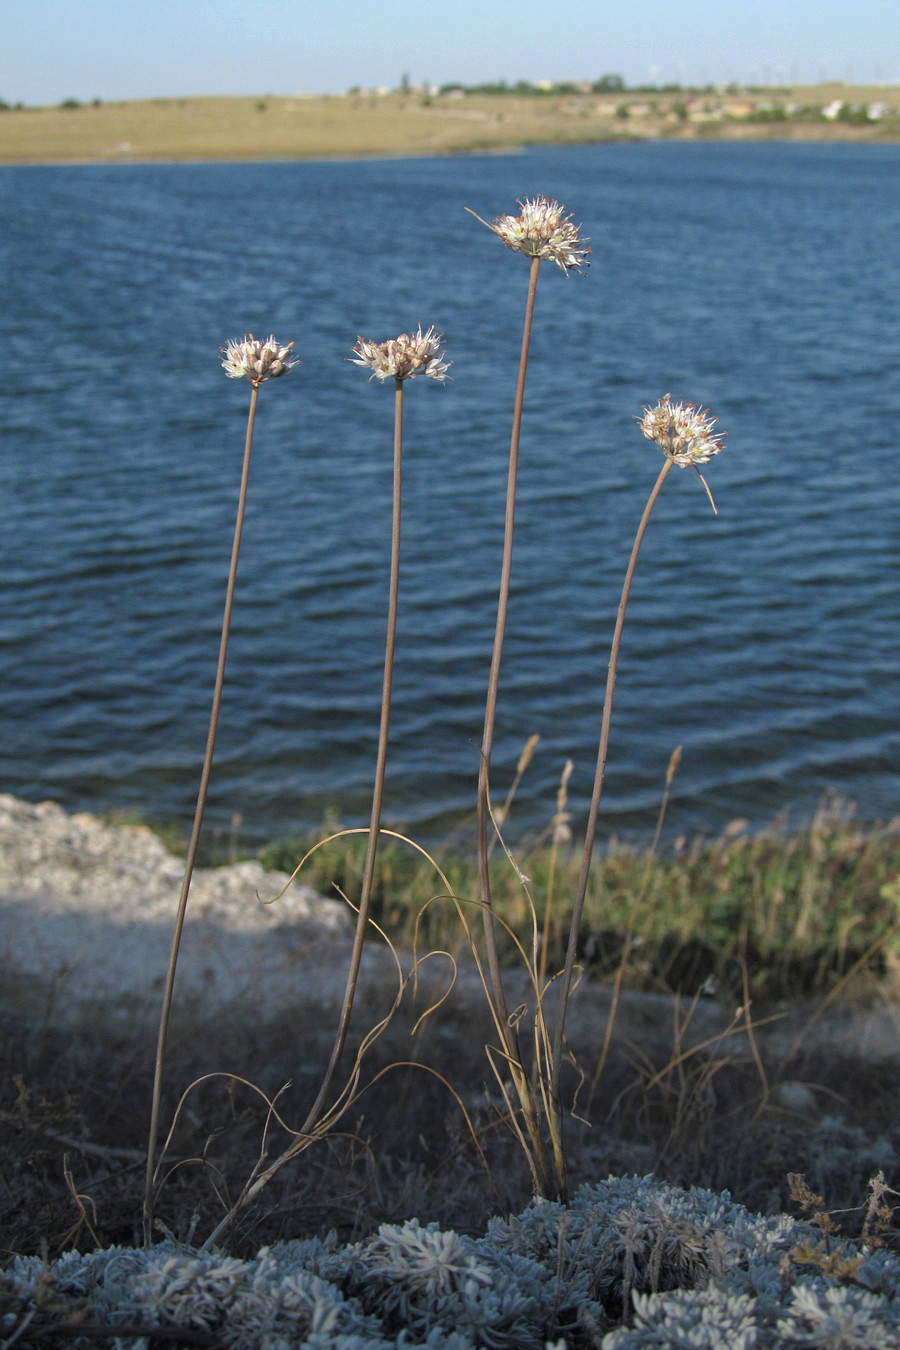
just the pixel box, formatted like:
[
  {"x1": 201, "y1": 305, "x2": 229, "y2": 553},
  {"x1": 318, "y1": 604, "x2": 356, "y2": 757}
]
[
  {"x1": 638, "y1": 394, "x2": 726, "y2": 466},
  {"x1": 351, "y1": 325, "x2": 450, "y2": 382},
  {"x1": 487, "y1": 196, "x2": 590, "y2": 274},
  {"x1": 221, "y1": 334, "x2": 298, "y2": 385}
]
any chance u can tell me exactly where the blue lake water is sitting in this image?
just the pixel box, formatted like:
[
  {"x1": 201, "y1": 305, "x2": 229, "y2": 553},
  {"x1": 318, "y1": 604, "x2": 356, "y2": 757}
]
[{"x1": 1, "y1": 142, "x2": 899, "y2": 847}]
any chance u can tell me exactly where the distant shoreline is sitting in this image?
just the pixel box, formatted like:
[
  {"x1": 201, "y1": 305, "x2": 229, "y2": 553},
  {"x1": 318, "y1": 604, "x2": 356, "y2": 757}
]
[
  {"x1": 4, "y1": 136, "x2": 900, "y2": 172},
  {"x1": 1, "y1": 86, "x2": 898, "y2": 166}
]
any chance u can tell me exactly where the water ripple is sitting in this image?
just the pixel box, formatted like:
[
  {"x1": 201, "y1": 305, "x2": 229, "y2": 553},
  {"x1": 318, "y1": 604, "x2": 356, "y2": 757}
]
[{"x1": 1, "y1": 144, "x2": 899, "y2": 843}]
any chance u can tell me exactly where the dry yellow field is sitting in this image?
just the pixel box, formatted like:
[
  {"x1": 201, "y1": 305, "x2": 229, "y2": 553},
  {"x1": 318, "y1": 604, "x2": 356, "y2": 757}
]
[
  {"x1": 0, "y1": 87, "x2": 897, "y2": 165},
  {"x1": 0, "y1": 94, "x2": 627, "y2": 163}
]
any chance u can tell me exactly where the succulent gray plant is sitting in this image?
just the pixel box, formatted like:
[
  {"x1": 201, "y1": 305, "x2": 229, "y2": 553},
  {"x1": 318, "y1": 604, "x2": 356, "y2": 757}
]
[
  {"x1": 601, "y1": 1287, "x2": 759, "y2": 1349},
  {"x1": 4, "y1": 1176, "x2": 899, "y2": 1349}
]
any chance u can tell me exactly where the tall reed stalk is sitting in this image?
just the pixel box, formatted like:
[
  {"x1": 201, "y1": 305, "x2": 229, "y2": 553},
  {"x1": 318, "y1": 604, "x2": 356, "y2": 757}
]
[
  {"x1": 468, "y1": 197, "x2": 589, "y2": 1198},
  {"x1": 143, "y1": 335, "x2": 297, "y2": 1243},
  {"x1": 549, "y1": 396, "x2": 726, "y2": 1141}
]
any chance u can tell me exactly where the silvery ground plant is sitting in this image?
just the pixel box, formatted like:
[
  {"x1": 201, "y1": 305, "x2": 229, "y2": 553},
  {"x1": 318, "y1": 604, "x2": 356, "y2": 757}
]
[{"x1": 8, "y1": 1174, "x2": 900, "y2": 1348}]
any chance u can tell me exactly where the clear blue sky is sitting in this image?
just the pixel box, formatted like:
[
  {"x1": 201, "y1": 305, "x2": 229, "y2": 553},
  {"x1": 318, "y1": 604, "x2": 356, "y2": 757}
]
[{"x1": 2, "y1": 0, "x2": 898, "y2": 105}]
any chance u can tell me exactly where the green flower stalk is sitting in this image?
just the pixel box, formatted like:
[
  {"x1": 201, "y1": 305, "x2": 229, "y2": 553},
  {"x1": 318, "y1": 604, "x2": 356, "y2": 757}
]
[
  {"x1": 469, "y1": 197, "x2": 588, "y2": 1198},
  {"x1": 143, "y1": 334, "x2": 297, "y2": 1243},
  {"x1": 550, "y1": 395, "x2": 727, "y2": 1139}
]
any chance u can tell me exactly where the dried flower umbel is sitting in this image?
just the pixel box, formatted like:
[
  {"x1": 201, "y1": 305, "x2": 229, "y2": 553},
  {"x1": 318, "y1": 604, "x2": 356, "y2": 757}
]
[
  {"x1": 638, "y1": 394, "x2": 726, "y2": 466},
  {"x1": 351, "y1": 325, "x2": 450, "y2": 382},
  {"x1": 468, "y1": 195, "x2": 590, "y2": 274},
  {"x1": 220, "y1": 333, "x2": 298, "y2": 385}
]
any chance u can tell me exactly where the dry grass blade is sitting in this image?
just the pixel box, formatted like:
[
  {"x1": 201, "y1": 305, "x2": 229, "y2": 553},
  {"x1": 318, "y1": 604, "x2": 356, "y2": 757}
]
[
  {"x1": 779, "y1": 927, "x2": 898, "y2": 1066},
  {"x1": 587, "y1": 745, "x2": 682, "y2": 1115},
  {"x1": 539, "y1": 758, "x2": 573, "y2": 985},
  {"x1": 490, "y1": 732, "x2": 540, "y2": 846},
  {"x1": 61, "y1": 1155, "x2": 101, "y2": 1250}
]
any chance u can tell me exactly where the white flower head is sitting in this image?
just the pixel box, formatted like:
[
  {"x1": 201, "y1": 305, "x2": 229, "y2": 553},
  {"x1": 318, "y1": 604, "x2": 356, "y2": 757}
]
[
  {"x1": 637, "y1": 394, "x2": 726, "y2": 466},
  {"x1": 473, "y1": 196, "x2": 590, "y2": 274},
  {"x1": 221, "y1": 333, "x2": 298, "y2": 386},
  {"x1": 351, "y1": 325, "x2": 450, "y2": 382}
]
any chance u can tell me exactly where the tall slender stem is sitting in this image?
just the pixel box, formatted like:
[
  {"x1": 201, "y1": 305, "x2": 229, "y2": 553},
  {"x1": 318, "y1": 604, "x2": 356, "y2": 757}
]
[
  {"x1": 300, "y1": 375, "x2": 403, "y2": 1135},
  {"x1": 478, "y1": 254, "x2": 540, "y2": 1031},
  {"x1": 144, "y1": 381, "x2": 259, "y2": 1242},
  {"x1": 475, "y1": 256, "x2": 556, "y2": 1198},
  {"x1": 550, "y1": 456, "x2": 673, "y2": 1109}
]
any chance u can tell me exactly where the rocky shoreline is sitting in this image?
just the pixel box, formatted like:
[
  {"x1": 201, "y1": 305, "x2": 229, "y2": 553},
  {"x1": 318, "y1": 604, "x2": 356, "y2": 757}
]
[
  {"x1": 0, "y1": 793, "x2": 373, "y2": 1025},
  {"x1": 2, "y1": 792, "x2": 899, "y2": 1071}
]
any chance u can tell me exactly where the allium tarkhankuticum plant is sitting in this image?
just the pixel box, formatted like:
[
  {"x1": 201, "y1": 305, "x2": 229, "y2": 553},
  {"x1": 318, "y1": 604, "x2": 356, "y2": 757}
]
[
  {"x1": 550, "y1": 395, "x2": 727, "y2": 1139},
  {"x1": 144, "y1": 335, "x2": 297, "y2": 1242},
  {"x1": 303, "y1": 325, "x2": 450, "y2": 1119},
  {"x1": 198, "y1": 326, "x2": 450, "y2": 1249},
  {"x1": 467, "y1": 196, "x2": 588, "y2": 1201}
]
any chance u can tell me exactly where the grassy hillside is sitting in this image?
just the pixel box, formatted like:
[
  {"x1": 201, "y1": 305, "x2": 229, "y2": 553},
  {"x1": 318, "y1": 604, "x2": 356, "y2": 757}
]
[{"x1": 1, "y1": 84, "x2": 898, "y2": 164}]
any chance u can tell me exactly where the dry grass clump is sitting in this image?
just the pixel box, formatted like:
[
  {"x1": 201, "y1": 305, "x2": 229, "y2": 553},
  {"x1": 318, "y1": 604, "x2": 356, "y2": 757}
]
[{"x1": 3, "y1": 948, "x2": 898, "y2": 1265}]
